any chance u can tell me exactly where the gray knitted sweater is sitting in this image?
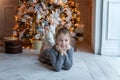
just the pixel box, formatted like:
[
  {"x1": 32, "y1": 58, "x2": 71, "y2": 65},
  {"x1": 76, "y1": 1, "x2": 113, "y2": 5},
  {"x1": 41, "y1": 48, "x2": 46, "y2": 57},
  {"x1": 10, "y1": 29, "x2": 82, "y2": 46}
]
[{"x1": 39, "y1": 45, "x2": 74, "y2": 72}]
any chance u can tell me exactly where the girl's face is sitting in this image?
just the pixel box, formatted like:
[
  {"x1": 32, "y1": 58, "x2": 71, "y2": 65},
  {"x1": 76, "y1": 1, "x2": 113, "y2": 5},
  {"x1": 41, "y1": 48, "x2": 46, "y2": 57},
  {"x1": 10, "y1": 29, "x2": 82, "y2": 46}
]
[{"x1": 56, "y1": 33, "x2": 70, "y2": 50}]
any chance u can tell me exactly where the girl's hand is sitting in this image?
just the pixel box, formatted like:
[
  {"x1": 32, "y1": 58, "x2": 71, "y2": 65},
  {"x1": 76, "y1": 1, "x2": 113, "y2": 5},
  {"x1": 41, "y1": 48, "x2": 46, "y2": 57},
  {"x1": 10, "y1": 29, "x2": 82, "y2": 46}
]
[
  {"x1": 63, "y1": 44, "x2": 71, "y2": 51},
  {"x1": 55, "y1": 45, "x2": 64, "y2": 55},
  {"x1": 55, "y1": 44, "x2": 71, "y2": 55},
  {"x1": 66, "y1": 44, "x2": 71, "y2": 50},
  {"x1": 62, "y1": 44, "x2": 71, "y2": 55}
]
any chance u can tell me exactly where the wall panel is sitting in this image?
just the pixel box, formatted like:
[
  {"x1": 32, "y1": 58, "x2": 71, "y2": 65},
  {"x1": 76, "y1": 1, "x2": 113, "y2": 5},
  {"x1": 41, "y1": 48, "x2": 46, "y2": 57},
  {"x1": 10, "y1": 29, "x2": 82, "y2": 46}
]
[
  {"x1": 0, "y1": 0, "x2": 18, "y2": 39},
  {"x1": 101, "y1": 0, "x2": 120, "y2": 56}
]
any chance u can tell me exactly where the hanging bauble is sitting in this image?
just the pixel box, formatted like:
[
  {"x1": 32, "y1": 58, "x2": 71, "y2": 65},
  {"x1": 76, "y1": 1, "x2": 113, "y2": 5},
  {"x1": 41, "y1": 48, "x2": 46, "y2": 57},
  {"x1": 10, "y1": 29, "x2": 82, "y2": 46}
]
[
  {"x1": 49, "y1": 0, "x2": 54, "y2": 4},
  {"x1": 62, "y1": 0, "x2": 67, "y2": 4},
  {"x1": 32, "y1": 0, "x2": 38, "y2": 3},
  {"x1": 54, "y1": 0, "x2": 57, "y2": 4},
  {"x1": 56, "y1": 0, "x2": 63, "y2": 5}
]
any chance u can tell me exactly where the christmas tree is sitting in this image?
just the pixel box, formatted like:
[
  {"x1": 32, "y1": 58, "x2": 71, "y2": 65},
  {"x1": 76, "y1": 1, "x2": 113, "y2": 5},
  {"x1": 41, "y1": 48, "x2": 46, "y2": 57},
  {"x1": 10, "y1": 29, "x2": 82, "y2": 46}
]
[{"x1": 13, "y1": 0, "x2": 83, "y2": 48}]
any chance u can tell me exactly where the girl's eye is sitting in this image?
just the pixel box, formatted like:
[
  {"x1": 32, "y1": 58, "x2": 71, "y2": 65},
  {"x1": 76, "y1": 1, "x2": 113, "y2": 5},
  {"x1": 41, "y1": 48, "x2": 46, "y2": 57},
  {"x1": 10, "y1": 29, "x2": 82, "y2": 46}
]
[
  {"x1": 65, "y1": 39, "x2": 68, "y2": 42},
  {"x1": 60, "y1": 39, "x2": 63, "y2": 42}
]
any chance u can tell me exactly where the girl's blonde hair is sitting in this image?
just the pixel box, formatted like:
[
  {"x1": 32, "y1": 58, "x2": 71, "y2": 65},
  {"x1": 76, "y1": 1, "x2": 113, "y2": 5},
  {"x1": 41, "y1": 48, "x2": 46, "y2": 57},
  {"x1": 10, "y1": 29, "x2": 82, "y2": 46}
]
[{"x1": 55, "y1": 27, "x2": 71, "y2": 39}]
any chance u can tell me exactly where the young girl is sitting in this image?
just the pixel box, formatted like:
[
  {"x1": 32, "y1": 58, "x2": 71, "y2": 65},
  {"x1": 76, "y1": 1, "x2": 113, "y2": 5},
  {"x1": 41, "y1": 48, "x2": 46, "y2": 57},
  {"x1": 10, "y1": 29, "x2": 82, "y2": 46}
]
[{"x1": 39, "y1": 27, "x2": 74, "y2": 72}]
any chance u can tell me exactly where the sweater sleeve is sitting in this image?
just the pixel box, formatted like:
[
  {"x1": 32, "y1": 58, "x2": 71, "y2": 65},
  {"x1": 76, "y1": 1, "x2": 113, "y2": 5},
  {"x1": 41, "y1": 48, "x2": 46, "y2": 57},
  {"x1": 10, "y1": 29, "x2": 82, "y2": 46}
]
[
  {"x1": 63, "y1": 46, "x2": 74, "y2": 70},
  {"x1": 49, "y1": 48, "x2": 65, "y2": 72}
]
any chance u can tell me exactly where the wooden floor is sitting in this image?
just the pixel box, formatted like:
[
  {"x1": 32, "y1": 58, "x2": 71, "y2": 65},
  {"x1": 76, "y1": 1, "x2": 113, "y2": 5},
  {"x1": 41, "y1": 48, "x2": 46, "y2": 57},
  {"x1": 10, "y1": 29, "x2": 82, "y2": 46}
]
[{"x1": 0, "y1": 42, "x2": 120, "y2": 80}]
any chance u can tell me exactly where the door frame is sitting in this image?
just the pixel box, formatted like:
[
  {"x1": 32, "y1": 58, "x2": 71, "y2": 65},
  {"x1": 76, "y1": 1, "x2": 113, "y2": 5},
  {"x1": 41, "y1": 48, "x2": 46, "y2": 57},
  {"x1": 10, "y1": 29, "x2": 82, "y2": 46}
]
[{"x1": 91, "y1": 0, "x2": 103, "y2": 54}]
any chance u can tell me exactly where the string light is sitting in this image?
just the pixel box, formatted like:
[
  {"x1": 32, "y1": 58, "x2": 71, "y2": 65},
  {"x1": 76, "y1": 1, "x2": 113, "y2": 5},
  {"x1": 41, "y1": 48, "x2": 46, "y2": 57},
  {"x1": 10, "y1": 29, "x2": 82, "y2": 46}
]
[{"x1": 13, "y1": 0, "x2": 84, "y2": 49}]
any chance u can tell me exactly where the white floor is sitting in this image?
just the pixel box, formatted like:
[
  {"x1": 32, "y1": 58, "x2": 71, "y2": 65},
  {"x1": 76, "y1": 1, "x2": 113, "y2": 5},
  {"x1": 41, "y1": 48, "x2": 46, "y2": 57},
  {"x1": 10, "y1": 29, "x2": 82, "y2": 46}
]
[{"x1": 0, "y1": 47, "x2": 120, "y2": 80}]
